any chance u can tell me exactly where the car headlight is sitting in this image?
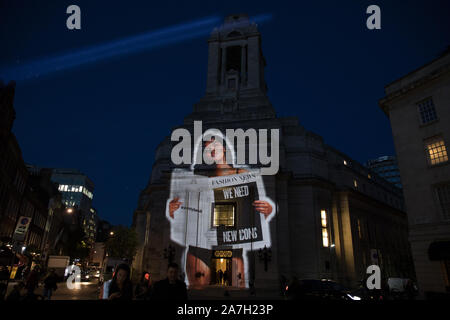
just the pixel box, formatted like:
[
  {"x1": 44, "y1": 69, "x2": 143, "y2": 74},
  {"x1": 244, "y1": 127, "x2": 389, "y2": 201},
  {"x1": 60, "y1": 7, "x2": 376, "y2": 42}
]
[{"x1": 346, "y1": 294, "x2": 361, "y2": 300}]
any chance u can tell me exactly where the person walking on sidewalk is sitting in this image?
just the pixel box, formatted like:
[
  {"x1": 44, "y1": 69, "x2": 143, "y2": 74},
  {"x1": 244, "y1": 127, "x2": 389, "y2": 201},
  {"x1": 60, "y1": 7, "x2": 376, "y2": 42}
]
[
  {"x1": 25, "y1": 266, "x2": 40, "y2": 296},
  {"x1": 43, "y1": 269, "x2": 58, "y2": 300}
]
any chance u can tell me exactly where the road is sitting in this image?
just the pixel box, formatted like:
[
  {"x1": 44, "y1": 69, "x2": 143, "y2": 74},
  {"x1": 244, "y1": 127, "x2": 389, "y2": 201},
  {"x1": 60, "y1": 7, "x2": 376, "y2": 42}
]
[
  {"x1": 51, "y1": 280, "x2": 99, "y2": 300},
  {"x1": 5, "y1": 280, "x2": 282, "y2": 300}
]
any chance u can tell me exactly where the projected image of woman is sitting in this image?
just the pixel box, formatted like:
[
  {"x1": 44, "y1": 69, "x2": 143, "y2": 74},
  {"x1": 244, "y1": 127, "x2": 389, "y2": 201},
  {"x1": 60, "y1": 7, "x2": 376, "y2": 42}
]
[{"x1": 166, "y1": 129, "x2": 275, "y2": 288}]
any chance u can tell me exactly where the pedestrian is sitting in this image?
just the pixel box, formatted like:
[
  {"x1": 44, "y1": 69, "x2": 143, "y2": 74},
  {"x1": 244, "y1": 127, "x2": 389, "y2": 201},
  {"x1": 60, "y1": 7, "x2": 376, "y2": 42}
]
[
  {"x1": 25, "y1": 266, "x2": 40, "y2": 296},
  {"x1": 223, "y1": 271, "x2": 228, "y2": 286},
  {"x1": 134, "y1": 271, "x2": 152, "y2": 300},
  {"x1": 405, "y1": 279, "x2": 416, "y2": 300},
  {"x1": 6, "y1": 282, "x2": 25, "y2": 301},
  {"x1": 0, "y1": 265, "x2": 9, "y2": 281},
  {"x1": 43, "y1": 268, "x2": 58, "y2": 300},
  {"x1": 151, "y1": 263, "x2": 187, "y2": 300},
  {"x1": 21, "y1": 265, "x2": 29, "y2": 281},
  {"x1": 218, "y1": 269, "x2": 223, "y2": 285},
  {"x1": 102, "y1": 263, "x2": 133, "y2": 300},
  {"x1": 286, "y1": 277, "x2": 301, "y2": 300}
]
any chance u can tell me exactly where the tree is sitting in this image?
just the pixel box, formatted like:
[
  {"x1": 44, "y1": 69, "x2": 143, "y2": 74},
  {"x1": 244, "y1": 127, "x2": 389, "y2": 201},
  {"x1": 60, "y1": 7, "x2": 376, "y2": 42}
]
[
  {"x1": 104, "y1": 226, "x2": 138, "y2": 263},
  {"x1": 66, "y1": 227, "x2": 90, "y2": 262}
]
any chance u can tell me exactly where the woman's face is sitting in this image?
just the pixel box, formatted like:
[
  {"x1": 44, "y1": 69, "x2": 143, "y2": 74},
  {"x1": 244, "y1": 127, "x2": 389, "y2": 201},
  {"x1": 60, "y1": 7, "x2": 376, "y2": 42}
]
[
  {"x1": 204, "y1": 139, "x2": 225, "y2": 164},
  {"x1": 116, "y1": 269, "x2": 128, "y2": 285}
]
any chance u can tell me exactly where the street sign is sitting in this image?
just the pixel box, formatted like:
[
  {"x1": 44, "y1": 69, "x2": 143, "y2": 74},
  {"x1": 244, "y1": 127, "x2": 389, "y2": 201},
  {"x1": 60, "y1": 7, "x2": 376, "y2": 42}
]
[{"x1": 12, "y1": 216, "x2": 32, "y2": 242}]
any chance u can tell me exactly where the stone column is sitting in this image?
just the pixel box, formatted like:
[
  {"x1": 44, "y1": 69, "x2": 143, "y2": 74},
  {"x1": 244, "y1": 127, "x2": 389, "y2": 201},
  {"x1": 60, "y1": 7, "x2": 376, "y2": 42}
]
[
  {"x1": 206, "y1": 41, "x2": 220, "y2": 94},
  {"x1": 247, "y1": 36, "x2": 260, "y2": 89},
  {"x1": 338, "y1": 192, "x2": 356, "y2": 287}
]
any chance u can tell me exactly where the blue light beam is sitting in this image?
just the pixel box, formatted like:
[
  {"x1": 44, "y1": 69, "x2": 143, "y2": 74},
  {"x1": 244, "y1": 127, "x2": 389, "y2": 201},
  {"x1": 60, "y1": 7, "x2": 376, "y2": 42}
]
[{"x1": 1, "y1": 14, "x2": 272, "y2": 82}]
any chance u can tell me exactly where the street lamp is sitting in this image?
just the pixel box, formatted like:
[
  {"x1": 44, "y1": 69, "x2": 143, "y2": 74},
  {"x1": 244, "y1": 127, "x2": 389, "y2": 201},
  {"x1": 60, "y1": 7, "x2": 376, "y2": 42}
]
[
  {"x1": 66, "y1": 208, "x2": 73, "y2": 213},
  {"x1": 109, "y1": 231, "x2": 114, "y2": 236}
]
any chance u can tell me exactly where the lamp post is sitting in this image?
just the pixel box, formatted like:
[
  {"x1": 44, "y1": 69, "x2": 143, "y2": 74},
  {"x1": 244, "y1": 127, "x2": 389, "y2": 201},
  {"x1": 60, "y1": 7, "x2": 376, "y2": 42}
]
[
  {"x1": 163, "y1": 244, "x2": 175, "y2": 264},
  {"x1": 258, "y1": 245, "x2": 272, "y2": 272}
]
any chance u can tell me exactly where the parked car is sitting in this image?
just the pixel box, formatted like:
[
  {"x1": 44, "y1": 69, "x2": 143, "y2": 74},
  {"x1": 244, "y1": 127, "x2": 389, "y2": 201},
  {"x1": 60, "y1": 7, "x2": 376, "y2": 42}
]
[{"x1": 80, "y1": 269, "x2": 92, "y2": 282}]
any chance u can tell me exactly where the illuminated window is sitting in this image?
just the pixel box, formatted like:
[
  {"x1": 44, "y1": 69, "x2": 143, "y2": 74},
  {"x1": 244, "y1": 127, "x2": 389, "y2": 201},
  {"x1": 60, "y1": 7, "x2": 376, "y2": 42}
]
[
  {"x1": 321, "y1": 210, "x2": 327, "y2": 228},
  {"x1": 321, "y1": 209, "x2": 329, "y2": 247},
  {"x1": 367, "y1": 174, "x2": 371, "y2": 179},
  {"x1": 353, "y1": 179, "x2": 358, "y2": 188},
  {"x1": 425, "y1": 137, "x2": 448, "y2": 166},
  {"x1": 322, "y1": 229, "x2": 329, "y2": 247},
  {"x1": 213, "y1": 204, "x2": 235, "y2": 227},
  {"x1": 417, "y1": 97, "x2": 437, "y2": 125}
]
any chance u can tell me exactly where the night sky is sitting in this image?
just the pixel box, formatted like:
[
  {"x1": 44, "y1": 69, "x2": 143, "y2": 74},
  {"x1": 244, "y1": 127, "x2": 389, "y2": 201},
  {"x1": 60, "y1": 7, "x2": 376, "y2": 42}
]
[{"x1": 1, "y1": 1, "x2": 449, "y2": 226}]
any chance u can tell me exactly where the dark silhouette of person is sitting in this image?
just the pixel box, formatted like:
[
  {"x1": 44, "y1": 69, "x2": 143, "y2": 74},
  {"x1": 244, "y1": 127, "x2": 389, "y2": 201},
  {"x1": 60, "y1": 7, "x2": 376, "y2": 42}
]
[
  {"x1": 135, "y1": 271, "x2": 152, "y2": 300},
  {"x1": 151, "y1": 263, "x2": 187, "y2": 300},
  {"x1": 43, "y1": 269, "x2": 58, "y2": 300},
  {"x1": 25, "y1": 266, "x2": 40, "y2": 296},
  {"x1": 218, "y1": 269, "x2": 223, "y2": 285},
  {"x1": 6, "y1": 282, "x2": 25, "y2": 301}
]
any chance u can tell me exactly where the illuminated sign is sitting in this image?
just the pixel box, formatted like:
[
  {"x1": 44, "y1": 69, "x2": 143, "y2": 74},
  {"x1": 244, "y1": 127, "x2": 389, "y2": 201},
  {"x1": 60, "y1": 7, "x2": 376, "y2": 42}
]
[
  {"x1": 12, "y1": 216, "x2": 32, "y2": 242},
  {"x1": 214, "y1": 250, "x2": 232, "y2": 258}
]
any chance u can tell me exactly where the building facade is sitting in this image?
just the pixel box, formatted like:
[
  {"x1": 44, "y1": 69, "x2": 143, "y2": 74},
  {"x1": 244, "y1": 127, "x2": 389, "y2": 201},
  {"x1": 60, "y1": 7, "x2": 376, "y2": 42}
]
[
  {"x1": 50, "y1": 168, "x2": 97, "y2": 247},
  {"x1": 380, "y1": 49, "x2": 450, "y2": 296},
  {"x1": 0, "y1": 81, "x2": 28, "y2": 243},
  {"x1": 366, "y1": 156, "x2": 402, "y2": 189},
  {"x1": 23, "y1": 167, "x2": 62, "y2": 259},
  {"x1": 0, "y1": 83, "x2": 66, "y2": 266},
  {"x1": 133, "y1": 14, "x2": 414, "y2": 291}
]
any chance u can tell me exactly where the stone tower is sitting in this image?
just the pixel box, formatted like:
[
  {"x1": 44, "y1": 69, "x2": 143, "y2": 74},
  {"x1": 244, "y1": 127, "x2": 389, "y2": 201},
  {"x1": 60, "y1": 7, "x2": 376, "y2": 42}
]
[
  {"x1": 185, "y1": 13, "x2": 276, "y2": 124},
  {"x1": 132, "y1": 14, "x2": 413, "y2": 294}
]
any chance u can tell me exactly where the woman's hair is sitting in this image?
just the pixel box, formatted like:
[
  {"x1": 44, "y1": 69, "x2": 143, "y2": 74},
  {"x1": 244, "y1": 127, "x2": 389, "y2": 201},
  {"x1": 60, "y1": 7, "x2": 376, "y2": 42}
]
[
  {"x1": 192, "y1": 129, "x2": 237, "y2": 176},
  {"x1": 108, "y1": 263, "x2": 133, "y2": 299}
]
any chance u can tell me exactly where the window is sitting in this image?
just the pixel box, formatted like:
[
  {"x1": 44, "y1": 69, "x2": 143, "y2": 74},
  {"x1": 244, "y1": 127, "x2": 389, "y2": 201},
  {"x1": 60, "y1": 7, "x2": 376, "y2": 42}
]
[
  {"x1": 321, "y1": 209, "x2": 329, "y2": 247},
  {"x1": 425, "y1": 136, "x2": 448, "y2": 166},
  {"x1": 435, "y1": 183, "x2": 450, "y2": 221},
  {"x1": 213, "y1": 203, "x2": 235, "y2": 227},
  {"x1": 321, "y1": 210, "x2": 327, "y2": 228},
  {"x1": 225, "y1": 46, "x2": 241, "y2": 72},
  {"x1": 417, "y1": 97, "x2": 438, "y2": 125},
  {"x1": 322, "y1": 229, "x2": 329, "y2": 248},
  {"x1": 353, "y1": 179, "x2": 358, "y2": 188}
]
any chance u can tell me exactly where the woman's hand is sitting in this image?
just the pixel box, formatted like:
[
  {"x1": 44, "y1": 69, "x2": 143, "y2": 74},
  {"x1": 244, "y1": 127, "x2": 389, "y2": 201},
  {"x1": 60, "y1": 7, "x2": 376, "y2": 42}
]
[
  {"x1": 108, "y1": 292, "x2": 121, "y2": 300},
  {"x1": 252, "y1": 200, "x2": 273, "y2": 219},
  {"x1": 169, "y1": 197, "x2": 182, "y2": 218}
]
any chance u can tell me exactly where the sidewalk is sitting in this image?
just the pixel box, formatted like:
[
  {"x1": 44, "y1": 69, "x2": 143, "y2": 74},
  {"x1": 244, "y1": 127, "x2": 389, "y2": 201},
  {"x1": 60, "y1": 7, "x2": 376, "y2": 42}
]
[{"x1": 188, "y1": 285, "x2": 283, "y2": 300}]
